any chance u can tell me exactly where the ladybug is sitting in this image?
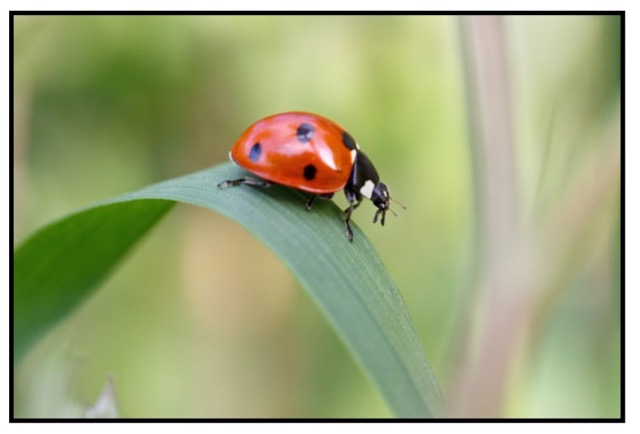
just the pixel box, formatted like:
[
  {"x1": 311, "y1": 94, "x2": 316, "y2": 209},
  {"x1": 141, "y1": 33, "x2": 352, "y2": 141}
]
[{"x1": 217, "y1": 112, "x2": 403, "y2": 242}]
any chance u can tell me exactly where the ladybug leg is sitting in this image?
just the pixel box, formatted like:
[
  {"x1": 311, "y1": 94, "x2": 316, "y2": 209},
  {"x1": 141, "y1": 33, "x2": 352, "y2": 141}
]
[
  {"x1": 305, "y1": 193, "x2": 334, "y2": 211},
  {"x1": 343, "y1": 190, "x2": 362, "y2": 243},
  {"x1": 344, "y1": 204, "x2": 354, "y2": 242},
  {"x1": 305, "y1": 194, "x2": 317, "y2": 210},
  {"x1": 343, "y1": 201, "x2": 360, "y2": 242},
  {"x1": 217, "y1": 177, "x2": 271, "y2": 189}
]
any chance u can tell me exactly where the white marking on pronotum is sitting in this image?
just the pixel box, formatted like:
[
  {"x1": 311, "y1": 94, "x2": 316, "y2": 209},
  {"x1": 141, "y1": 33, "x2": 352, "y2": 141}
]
[
  {"x1": 355, "y1": 142, "x2": 361, "y2": 150},
  {"x1": 360, "y1": 180, "x2": 375, "y2": 199}
]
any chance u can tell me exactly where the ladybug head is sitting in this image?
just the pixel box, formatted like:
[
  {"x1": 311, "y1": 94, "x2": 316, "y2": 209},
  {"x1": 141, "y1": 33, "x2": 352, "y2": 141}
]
[
  {"x1": 371, "y1": 182, "x2": 406, "y2": 227},
  {"x1": 371, "y1": 182, "x2": 391, "y2": 226}
]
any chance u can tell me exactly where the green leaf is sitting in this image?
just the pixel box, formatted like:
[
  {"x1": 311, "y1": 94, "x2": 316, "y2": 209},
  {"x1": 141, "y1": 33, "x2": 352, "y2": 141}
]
[
  {"x1": 13, "y1": 163, "x2": 444, "y2": 418},
  {"x1": 13, "y1": 199, "x2": 175, "y2": 363}
]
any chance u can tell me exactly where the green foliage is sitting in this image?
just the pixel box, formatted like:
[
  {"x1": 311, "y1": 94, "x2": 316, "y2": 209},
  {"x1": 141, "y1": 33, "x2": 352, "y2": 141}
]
[
  {"x1": 14, "y1": 199, "x2": 174, "y2": 363},
  {"x1": 13, "y1": 163, "x2": 444, "y2": 418}
]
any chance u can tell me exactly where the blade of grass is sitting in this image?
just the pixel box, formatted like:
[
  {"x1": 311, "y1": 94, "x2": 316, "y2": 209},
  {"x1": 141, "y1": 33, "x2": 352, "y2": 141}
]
[
  {"x1": 13, "y1": 199, "x2": 175, "y2": 362},
  {"x1": 13, "y1": 162, "x2": 444, "y2": 417}
]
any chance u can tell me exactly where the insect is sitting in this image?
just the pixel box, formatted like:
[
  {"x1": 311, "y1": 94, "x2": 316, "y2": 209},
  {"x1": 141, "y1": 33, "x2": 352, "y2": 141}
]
[{"x1": 217, "y1": 112, "x2": 404, "y2": 242}]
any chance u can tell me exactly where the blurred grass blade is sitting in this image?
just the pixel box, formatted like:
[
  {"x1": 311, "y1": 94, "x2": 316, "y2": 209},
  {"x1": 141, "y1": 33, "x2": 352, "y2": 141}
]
[{"x1": 13, "y1": 163, "x2": 444, "y2": 418}]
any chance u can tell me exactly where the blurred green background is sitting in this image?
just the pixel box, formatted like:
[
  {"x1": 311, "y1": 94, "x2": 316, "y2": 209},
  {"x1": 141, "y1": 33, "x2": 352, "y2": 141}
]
[{"x1": 13, "y1": 15, "x2": 620, "y2": 418}]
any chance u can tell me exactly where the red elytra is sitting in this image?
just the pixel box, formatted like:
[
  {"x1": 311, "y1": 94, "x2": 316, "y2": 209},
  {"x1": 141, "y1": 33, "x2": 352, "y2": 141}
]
[
  {"x1": 230, "y1": 112, "x2": 355, "y2": 194},
  {"x1": 218, "y1": 112, "x2": 402, "y2": 241}
]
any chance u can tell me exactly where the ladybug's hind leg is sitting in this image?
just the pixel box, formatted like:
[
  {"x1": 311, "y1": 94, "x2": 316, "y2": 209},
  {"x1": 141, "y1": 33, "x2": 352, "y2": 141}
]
[{"x1": 217, "y1": 176, "x2": 271, "y2": 189}]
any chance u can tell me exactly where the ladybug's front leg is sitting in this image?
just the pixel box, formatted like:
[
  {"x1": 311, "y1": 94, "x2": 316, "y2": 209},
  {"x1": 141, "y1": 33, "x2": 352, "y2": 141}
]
[{"x1": 343, "y1": 189, "x2": 362, "y2": 242}]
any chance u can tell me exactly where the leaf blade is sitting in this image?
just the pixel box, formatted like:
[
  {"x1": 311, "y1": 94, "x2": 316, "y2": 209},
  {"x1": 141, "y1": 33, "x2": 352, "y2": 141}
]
[
  {"x1": 14, "y1": 199, "x2": 175, "y2": 363},
  {"x1": 14, "y1": 163, "x2": 444, "y2": 417}
]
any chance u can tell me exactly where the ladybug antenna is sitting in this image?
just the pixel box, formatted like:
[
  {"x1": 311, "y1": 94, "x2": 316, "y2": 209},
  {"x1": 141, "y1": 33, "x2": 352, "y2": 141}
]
[
  {"x1": 388, "y1": 197, "x2": 406, "y2": 217},
  {"x1": 391, "y1": 197, "x2": 406, "y2": 210}
]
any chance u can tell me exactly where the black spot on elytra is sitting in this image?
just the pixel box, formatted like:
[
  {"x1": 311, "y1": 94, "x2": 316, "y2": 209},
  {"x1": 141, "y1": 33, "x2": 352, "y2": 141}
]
[
  {"x1": 296, "y1": 123, "x2": 315, "y2": 143},
  {"x1": 342, "y1": 131, "x2": 356, "y2": 150},
  {"x1": 249, "y1": 143, "x2": 262, "y2": 162},
  {"x1": 303, "y1": 164, "x2": 317, "y2": 180}
]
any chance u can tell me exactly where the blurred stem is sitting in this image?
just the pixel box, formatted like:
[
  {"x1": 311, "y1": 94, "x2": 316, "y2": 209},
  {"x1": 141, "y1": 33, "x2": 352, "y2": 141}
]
[
  {"x1": 452, "y1": 15, "x2": 523, "y2": 417},
  {"x1": 452, "y1": 17, "x2": 621, "y2": 418},
  {"x1": 460, "y1": 15, "x2": 519, "y2": 261}
]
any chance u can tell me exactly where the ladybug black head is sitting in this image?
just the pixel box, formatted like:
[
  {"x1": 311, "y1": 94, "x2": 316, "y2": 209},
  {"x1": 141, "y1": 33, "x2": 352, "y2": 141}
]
[{"x1": 371, "y1": 182, "x2": 391, "y2": 226}]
